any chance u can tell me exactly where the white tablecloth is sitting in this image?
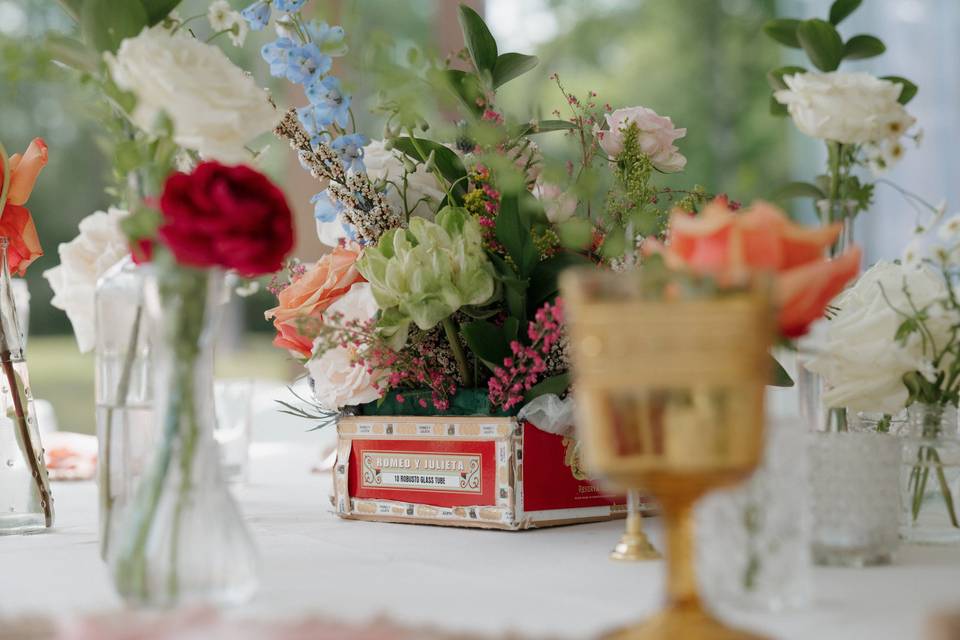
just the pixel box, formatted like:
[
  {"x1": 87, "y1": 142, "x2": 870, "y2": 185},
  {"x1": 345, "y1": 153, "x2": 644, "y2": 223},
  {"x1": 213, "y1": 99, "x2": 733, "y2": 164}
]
[{"x1": 3, "y1": 401, "x2": 960, "y2": 640}]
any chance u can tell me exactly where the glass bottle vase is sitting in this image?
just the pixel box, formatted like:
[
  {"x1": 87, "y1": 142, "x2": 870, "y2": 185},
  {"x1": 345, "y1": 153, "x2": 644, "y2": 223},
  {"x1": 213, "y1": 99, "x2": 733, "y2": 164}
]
[
  {"x1": 0, "y1": 237, "x2": 53, "y2": 534},
  {"x1": 900, "y1": 403, "x2": 960, "y2": 544},
  {"x1": 110, "y1": 266, "x2": 258, "y2": 607},
  {"x1": 95, "y1": 256, "x2": 155, "y2": 558}
]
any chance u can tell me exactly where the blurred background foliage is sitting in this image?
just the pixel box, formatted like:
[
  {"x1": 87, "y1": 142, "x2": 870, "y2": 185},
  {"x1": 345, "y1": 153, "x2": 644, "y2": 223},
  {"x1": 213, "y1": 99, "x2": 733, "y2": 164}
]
[{"x1": 0, "y1": 0, "x2": 788, "y2": 431}]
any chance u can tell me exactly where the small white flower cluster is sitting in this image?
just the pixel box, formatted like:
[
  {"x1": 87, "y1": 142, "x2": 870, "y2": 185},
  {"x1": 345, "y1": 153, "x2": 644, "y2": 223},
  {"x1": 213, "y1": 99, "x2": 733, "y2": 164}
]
[
  {"x1": 208, "y1": 0, "x2": 249, "y2": 47},
  {"x1": 901, "y1": 200, "x2": 960, "y2": 269}
]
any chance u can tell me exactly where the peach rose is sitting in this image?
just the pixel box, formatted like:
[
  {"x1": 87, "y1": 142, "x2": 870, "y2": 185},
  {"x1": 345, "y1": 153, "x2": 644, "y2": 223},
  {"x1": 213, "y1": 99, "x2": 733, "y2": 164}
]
[
  {"x1": 265, "y1": 242, "x2": 365, "y2": 357},
  {"x1": 1, "y1": 138, "x2": 47, "y2": 275},
  {"x1": 655, "y1": 198, "x2": 861, "y2": 337}
]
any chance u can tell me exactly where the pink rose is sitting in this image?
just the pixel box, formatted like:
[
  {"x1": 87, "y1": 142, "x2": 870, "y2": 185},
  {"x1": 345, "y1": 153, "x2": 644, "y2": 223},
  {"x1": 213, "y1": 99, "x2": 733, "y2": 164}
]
[{"x1": 596, "y1": 106, "x2": 687, "y2": 173}]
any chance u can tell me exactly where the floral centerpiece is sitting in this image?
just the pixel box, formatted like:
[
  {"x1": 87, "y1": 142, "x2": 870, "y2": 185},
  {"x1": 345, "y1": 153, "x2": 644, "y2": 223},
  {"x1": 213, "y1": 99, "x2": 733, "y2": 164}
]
[
  {"x1": 253, "y1": 1, "x2": 710, "y2": 423},
  {"x1": 764, "y1": 0, "x2": 919, "y2": 252},
  {"x1": 807, "y1": 204, "x2": 960, "y2": 543}
]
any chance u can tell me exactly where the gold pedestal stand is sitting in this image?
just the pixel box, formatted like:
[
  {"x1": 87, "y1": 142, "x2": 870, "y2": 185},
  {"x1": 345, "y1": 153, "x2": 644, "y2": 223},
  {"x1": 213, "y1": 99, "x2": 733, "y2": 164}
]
[{"x1": 610, "y1": 490, "x2": 660, "y2": 561}]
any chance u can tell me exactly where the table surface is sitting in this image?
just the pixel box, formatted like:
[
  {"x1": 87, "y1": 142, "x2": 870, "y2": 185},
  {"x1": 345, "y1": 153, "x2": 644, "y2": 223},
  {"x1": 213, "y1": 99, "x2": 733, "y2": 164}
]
[{"x1": 4, "y1": 393, "x2": 960, "y2": 640}]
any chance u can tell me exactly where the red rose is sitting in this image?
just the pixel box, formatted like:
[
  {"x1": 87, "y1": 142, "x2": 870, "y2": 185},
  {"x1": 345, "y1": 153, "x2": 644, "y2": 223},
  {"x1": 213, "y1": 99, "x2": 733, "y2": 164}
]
[{"x1": 159, "y1": 162, "x2": 294, "y2": 277}]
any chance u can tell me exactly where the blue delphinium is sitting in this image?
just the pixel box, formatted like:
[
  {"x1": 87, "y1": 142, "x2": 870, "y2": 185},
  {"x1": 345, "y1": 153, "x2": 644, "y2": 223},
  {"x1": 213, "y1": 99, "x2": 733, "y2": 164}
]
[
  {"x1": 274, "y1": 0, "x2": 306, "y2": 11},
  {"x1": 285, "y1": 43, "x2": 332, "y2": 85},
  {"x1": 261, "y1": 37, "x2": 296, "y2": 78},
  {"x1": 331, "y1": 134, "x2": 369, "y2": 173},
  {"x1": 241, "y1": 1, "x2": 271, "y2": 31},
  {"x1": 304, "y1": 76, "x2": 351, "y2": 129},
  {"x1": 311, "y1": 190, "x2": 344, "y2": 223},
  {"x1": 306, "y1": 21, "x2": 348, "y2": 56}
]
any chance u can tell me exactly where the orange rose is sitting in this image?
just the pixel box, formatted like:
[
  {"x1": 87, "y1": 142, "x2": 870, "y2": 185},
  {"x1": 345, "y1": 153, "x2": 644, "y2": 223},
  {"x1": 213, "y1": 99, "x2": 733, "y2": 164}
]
[
  {"x1": 265, "y1": 242, "x2": 365, "y2": 356},
  {"x1": 658, "y1": 198, "x2": 861, "y2": 337},
  {"x1": 0, "y1": 138, "x2": 47, "y2": 276}
]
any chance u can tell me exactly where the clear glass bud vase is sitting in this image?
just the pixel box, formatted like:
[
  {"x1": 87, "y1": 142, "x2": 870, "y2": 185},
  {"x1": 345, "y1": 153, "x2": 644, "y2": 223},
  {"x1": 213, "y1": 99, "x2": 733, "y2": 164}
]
[
  {"x1": 0, "y1": 237, "x2": 53, "y2": 533},
  {"x1": 110, "y1": 267, "x2": 258, "y2": 607},
  {"x1": 95, "y1": 255, "x2": 155, "y2": 559},
  {"x1": 901, "y1": 403, "x2": 960, "y2": 544}
]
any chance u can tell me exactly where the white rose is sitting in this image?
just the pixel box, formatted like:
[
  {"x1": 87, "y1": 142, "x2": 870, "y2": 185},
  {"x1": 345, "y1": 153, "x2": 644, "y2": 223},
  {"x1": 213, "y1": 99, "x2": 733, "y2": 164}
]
[
  {"x1": 106, "y1": 26, "x2": 279, "y2": 163},
  {"x1": 774, "y1": 71, "x2": 915, "y2": 145},
  {"x1": 532, "y1": 182, "x2": 577, "y2": 223},
  {"x1": 43, "y1": 208, "x2": 131, "y2": 353},
  {"x1": 307, "y1": 283, "x2": 385, "y2": 410},
  {"x1": 595, "y1": 106, "x2": 687, "y2": 173},
  {"x1": 363, "y1": 139, "x2": 445, "y2": 221},
  {"x1": 803, "y1": 261, "x2": 951, "y2": 414}
]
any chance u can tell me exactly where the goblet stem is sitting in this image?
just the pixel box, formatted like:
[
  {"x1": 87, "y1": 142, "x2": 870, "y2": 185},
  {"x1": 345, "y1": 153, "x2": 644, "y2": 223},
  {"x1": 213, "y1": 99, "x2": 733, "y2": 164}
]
[{"x1": 663, "y1": 495, "x2": 701, "y2": 611}]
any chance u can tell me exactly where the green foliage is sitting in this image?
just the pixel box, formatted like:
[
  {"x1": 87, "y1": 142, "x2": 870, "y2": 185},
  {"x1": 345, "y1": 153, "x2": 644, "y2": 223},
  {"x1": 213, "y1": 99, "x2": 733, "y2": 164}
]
[
  {"x1": 828, "y1": 0, "x2": 862, "y2": 25},
  {"x1": 763, "y1": 19, "x2": 801, "y2": 48},
  {"x1": 882, "y1": 76, "x2": 919, "y2": 105},
  {"x1": 796, "y1": 19, "x2": 844, "y2": 71},
  {"x1": 462, "y1": 320, "x2": 511, "y2": 368},
  {"x1": 524, "y1": 373, "x2": 570, "y2": 403},
  {"x1": 392, "y1": 136, "x2": 468, "y2": 203},
  {"x1": 458, "y1": 4, "x2": 497, "y2": 77},
  {"x1": 772, "y1": 181, "x2": 826, "y2": 201},
  {"x1": 492, "y1": 53, "x2": 539, "y2": 88},
  {"x1": 843, "y1": 35, "x2": 886, "y2": 60},
  {"x1": 495, "y1": 192, "x2": 538, "y2": 277}
]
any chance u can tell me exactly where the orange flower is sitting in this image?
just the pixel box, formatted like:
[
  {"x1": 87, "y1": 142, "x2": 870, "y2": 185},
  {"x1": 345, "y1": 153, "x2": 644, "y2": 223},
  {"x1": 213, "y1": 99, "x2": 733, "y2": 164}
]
[
  {"x1": 658, "y1": 198, "x2": 861, "y2": 337},
  {"x1": 265, "y1": 242, "x2": 365, "y2": 356},
  {"x1": 0, "y1": 138, "x2": 47, "y2": 276}
]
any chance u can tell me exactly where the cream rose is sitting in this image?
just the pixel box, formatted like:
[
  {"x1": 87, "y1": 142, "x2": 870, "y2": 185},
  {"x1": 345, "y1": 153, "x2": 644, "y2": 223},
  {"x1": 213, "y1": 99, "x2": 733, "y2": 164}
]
[
  {"x1": 106, "y1": 26, "x2": 278, "y2": 162},
  {"x1": 774, "y1": 71, "x2": 915, "y2": 145},
  {"x1": 306, "y1": 283, "x2": 385, "y2": 410},
  {"x1": 43, "y1": 208, "x2": 131, "y2": 353},
  {"x1": 596, "y1": 106, "x2": 687, "y2": 173},
  {"x1": 363, "y1": 139, "x2": 445, "y2": 221},
  {"x1": 803, "y1": 261, "x2": 951, "y2": 414}
]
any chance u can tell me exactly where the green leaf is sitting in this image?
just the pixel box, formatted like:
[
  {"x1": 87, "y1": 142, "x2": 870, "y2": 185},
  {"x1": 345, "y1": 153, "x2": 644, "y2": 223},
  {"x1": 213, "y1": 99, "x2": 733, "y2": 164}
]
[
  {"x1": 770, "y1": 95, "x2": 788, "y2": 117},
  {"x1": 843, "y1": 34, "x2": 885, "y2": 60},
  {"x1": 773, "y1": 181, "x2": 827, "y2": 201},
  {"x1": 523, "y1": 373, "x2": 571, "y2": 403},
  {"x1": 599, "y1": 231, "x2": 625, "y2": 259},
  {"x1": 797, "y1": 19, "x2": 844, "y2": 71},
  {"x1": 766, "y1": 65, "x2": 806, "y2": 91},
  {"x1": 81, "y1": 0, "x2": 148, "y2": 52},
  {"x1": 496, "y1": 194, "x2": 538, "y2": 277},
  {"x1": 770, "y1": 356, "x2": 794, "y2": 388},
  {"x1": 458, "y1": 4, "x2": 498, "y2": 75},
  {"x1": 502, "y1": 317, "x2": 519, "y2": 343},
  {"x1": 462, "y1": 321, "x2": 511, "y2": 367},
  {"x1": 392, "y1": 137, "x2": 467, "y2": 203},
  {"x1": 514, "y1": 119, "x2": 578, "y2": 136},
  {"x1": 829, "y1": 0, "x2": 862, "y2": 25},
  {"x1": 444, "y1": 69, "x2": 484, "y2": 117},
  {"x1": 139, "y1": 0, "x2": 181, "y2": 25},
  {"x1": 528, "y1": 252, "x2": 592, "y2": 307},
  {"x1": 492, "y1": 52, "x2": 538, "y2": 88},
  {"x1": 556, "y1": 218, "x2": 594, "y2": 250},
  {"x1": 44, "y1": 33, "x2": 98, "y2": 73},
  {"x1": 881, "y1": 75, "x2": 918, "y2": 105},
  {"x1": 763, "y1": 18, "x2": 802, "y2": 48}
]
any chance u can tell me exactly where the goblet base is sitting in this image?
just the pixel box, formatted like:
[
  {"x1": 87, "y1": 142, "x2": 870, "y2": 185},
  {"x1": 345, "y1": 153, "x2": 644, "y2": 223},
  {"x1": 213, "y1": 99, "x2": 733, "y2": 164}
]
[
  {"x1": 601, "y1": 606, "x2": 768, "y2": 640},
  {"x1": 609, "y1": 533, "x2": 661, "y2": 561}
]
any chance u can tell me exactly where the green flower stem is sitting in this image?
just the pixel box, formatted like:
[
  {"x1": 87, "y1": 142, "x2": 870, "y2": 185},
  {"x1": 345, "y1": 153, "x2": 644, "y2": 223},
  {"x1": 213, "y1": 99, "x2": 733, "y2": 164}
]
[
  {"x1": 100, "y1": 304, "x2": 144, "y2": 559},
  {"x1": 115, "y1": 268, "x2": 208, "y2": 603},
  {"x1": 442, "y1": 317, "x2": 473, "y2": 389}
]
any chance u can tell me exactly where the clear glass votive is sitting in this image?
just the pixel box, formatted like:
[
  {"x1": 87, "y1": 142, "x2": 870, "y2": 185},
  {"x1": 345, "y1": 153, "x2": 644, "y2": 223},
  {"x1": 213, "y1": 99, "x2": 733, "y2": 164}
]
[
  {"x1": 809, "y1": 430, "x2": 901, "y2": 566},
  {"x1": 214, "y1": 379, "x2": 254, "y2": 484},
  {"x1": 697, "y1": 416, "x2": 811, "y2": 611}
]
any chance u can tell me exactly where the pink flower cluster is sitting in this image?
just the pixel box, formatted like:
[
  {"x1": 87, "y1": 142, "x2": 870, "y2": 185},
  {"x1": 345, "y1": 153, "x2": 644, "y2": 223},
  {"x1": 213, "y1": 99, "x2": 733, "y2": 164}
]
[{"x1": 488, "y1": 300, "x2": 565, "y2": 411}]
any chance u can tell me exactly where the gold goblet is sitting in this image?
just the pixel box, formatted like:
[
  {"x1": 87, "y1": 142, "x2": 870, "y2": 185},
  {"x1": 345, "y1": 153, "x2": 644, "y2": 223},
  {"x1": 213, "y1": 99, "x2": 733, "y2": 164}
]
[
  {"x1": 609, "y1": 489, "x2": 661, "y2": 561},
  {"x1": 562, "y1": 270, "x2": 772, "y2": 640}
]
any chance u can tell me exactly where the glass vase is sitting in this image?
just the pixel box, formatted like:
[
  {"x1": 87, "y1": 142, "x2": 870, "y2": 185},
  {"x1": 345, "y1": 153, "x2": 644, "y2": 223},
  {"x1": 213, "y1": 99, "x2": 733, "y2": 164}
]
[
  {"x1": 900, "y1": 403, "x2": 960, "y2": 544},
  {"x1": 95, "y1": 255, "x2": 155, "y2": 558},
  {"x1": 809, "y1": 430, "x2": 900, "y2": 566},
  {"x1": 697, "y1": 416, "x2": 811, "y2": 612},
  {"x1": 0, "y1": 237, "x2": 53, "y2": 534},
  {"x1": 110, "y1": 267, "x2": 258, "y2": 607}
]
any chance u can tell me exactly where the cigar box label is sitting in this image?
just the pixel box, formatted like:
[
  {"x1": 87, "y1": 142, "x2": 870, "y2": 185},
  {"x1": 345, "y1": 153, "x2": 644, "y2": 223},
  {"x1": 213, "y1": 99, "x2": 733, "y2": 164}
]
[
  {"x1": 349, "y1": 439, "x2": 497, "y2": 507},
  {"x1": 360, "y1": 451, "x2": 482, "y2": 494}
]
